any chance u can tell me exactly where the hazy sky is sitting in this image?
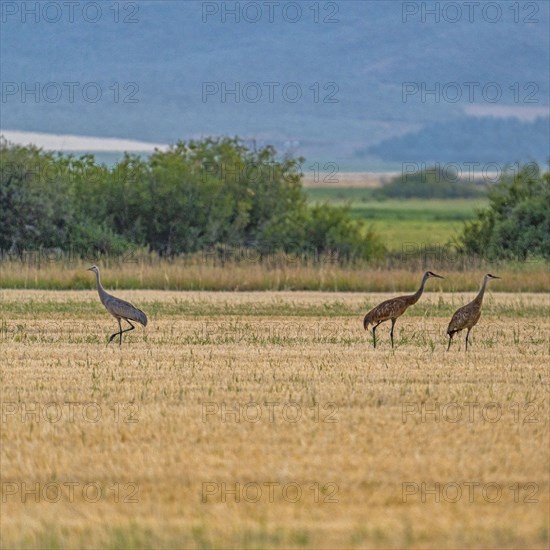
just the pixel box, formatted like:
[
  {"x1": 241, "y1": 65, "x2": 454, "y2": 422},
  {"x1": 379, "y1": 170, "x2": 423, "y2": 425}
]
[{"x1": 1, "y1": 1, "x2": 548, "y2": 168}]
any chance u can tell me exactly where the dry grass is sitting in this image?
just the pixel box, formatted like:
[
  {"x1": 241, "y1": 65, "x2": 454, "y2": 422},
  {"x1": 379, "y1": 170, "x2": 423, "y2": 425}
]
[
  {"x1": 1, "y1": 290, "x2": 549, "y2": 549},
  {"x1": 0, "y1": 258, "x2": 548, "y2": 292},
  {"x1": 301, "y1": 172, "x2": 397, "y2": 188}
]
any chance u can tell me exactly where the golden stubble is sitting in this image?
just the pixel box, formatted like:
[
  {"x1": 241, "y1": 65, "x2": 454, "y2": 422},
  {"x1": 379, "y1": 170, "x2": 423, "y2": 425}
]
[{"x1": 0, "y1": 291, "x2": 548, "y2": 549}]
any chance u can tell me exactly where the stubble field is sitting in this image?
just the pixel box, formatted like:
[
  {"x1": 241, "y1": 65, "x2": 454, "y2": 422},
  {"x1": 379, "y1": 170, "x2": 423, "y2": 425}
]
[{"x1": 1, "y1": 289, "x2": 549, "y2": 549}]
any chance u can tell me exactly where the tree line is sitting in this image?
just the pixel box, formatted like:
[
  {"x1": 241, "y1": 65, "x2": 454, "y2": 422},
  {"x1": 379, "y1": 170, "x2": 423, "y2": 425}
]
[
  {"x1": 0, "y1": 137, "x2": 383, "y2": 262},
  {"x1": 1, "y1": 136, "x2": 547, "y2": 263}
]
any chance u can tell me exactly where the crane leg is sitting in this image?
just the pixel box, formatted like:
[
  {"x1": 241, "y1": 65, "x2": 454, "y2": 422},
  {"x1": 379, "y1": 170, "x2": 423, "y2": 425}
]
[
  {"x1": 447, "y1": 332, "x2": 454, "y2": 351},
  {"x1": 108, "y1": 318, "x2": 123, "y2": 345},
  {"x1": 372, "y1": 321, "x2": 382, "y2": 349},
  {"x1": 390, "y1": 319, "x2": 396, "y2": 348},
  {"x1": 465, "y1": 328, "x2": 471, "y2": 351},
  {"x1": 117, "y1": 320, "x2": 136, "y2": 345},
  {"x1": 108, "y1": 319, "x2": 135, "y2": 346}
]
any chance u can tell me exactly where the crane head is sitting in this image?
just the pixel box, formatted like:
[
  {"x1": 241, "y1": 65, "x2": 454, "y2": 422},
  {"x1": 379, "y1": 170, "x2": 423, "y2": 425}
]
[
  {"x1": 426, "y1": 271, "x2": 444, "y2": 279},
  {"x1": 486, "y1": 273, "x2": 501, "y2": 280},
  {"x1": 87, "y1": 265, "x2": 99, "y2": 274}
]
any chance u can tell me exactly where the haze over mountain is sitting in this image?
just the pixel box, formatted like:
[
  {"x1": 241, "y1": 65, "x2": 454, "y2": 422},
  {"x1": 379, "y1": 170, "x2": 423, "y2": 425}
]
[{"x1": 1, "y1": 0, "x2": 548, "y2": 170}]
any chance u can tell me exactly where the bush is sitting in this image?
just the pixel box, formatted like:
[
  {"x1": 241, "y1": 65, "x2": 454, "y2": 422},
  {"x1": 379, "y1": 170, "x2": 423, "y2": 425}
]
[
  {"x1": 304, "y1": 203, "x2": 384, "y2": 261},
  {"x1": 0, "y1": 136, "x2": 384, "y2": 262},
  {"x1": 374, "y1": 167, "x2": 486, "y2": 199},
  {"x1": 0, "y1": 141, "x2": 74, "y2": 253},
  {"x1": 458, "y1": 164, "x2": 550, "y2": 260}
]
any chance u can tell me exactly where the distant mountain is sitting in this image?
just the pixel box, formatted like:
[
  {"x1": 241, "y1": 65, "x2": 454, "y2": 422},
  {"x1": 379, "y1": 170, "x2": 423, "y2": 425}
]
[
  {"x1": 364, "y1": 116, "x2": 550, "y2": 164},
  {"x1": 1, "y1": 0, "x2": 548, "y2": 170}
]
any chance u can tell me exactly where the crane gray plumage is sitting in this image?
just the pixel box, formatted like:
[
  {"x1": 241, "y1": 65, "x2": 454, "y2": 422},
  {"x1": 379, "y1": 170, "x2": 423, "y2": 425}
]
[
  {"x1": 87, "y1": 265, "x2": 147, "y2": 345},
  {"x1": 446, "y1": 273, "x2": 500, "y2": 351},
  {"x1": 363, "y1": 271, "x2": 444, "y2": 348}
]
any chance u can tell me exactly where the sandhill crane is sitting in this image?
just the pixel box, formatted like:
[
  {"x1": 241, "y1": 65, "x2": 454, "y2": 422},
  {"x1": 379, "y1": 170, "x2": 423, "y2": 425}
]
[
  {"x1": 363, "y1": 271, "x2": 444, "y2": 348},
  {"x1": 447, "y1": 273, "x2": 500, "y2": 351},
  {"x1": 87, "y1": 265, "x2": 148, "y2": 345}
]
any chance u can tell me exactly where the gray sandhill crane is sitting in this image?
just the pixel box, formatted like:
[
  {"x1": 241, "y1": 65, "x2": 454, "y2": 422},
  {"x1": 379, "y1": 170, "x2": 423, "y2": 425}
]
[
  {"x1": 447, "y1": 273, "x2": 500, "y2": 351},
  {"x1": 87, "y1": 265, "x2": 148, "y2": 345},
  {"x1": 363, "y1": 271, "x2": 444, "y2": 348}
]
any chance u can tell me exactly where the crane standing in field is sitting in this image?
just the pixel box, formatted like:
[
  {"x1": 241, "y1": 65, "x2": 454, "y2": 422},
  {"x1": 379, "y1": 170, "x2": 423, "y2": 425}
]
[
  {"x1": 87, "y1": 265, "x2": 148, "y2": 345},
  {"x1": 363, "y1": 271, "x2": 444, "y2": 348},
  {"x1": 447, "y1": 273, "x2": 500, "y2": 351}
]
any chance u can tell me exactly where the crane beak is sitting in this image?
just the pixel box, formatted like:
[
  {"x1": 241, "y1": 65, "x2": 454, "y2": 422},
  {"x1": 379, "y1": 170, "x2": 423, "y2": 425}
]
[
  {"x1": 432, "y1": 273, "x2": 445, "y2": 279},
  {"x1": 86, "y1": 267, "x2": 94, "y2": 271}
]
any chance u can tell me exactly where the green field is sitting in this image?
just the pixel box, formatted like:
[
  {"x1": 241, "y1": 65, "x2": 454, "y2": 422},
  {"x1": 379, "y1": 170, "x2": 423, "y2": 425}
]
[{"x1": 305, "y1": 188, "x2": 488, "y2": 251}]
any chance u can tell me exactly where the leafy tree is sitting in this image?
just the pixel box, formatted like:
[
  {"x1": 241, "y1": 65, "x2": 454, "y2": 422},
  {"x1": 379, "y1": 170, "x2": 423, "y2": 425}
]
[
  {"x1": 0, "y1": 136, "x2": 384, "y2": 262},
  {"x1": 374, "y1": 167, "x2": 486, "y2": 199},
  {"x1": 0, "y1": 141, "x2": 73, "y2": 253},
  {"x1": 459, "y1": 164, "x2": 550, "y2": 260}
]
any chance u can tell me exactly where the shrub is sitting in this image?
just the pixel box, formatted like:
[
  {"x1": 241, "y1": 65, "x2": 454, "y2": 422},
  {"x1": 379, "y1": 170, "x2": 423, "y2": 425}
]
[{"x1": 458, "y1": 164, "x2": 550, "y2": 260}]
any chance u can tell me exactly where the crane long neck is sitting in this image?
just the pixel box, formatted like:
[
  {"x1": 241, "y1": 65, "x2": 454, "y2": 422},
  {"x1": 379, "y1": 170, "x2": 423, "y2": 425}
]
[
  {"x1": 94, "y1": 271, "x2": 109, "y2": 301},
  {"x1": 410, "y1": 273, "x2": 429, "y2": 304},
  {"x1": 474, "y1": 277, "x2": 488, "y2": 305}
]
